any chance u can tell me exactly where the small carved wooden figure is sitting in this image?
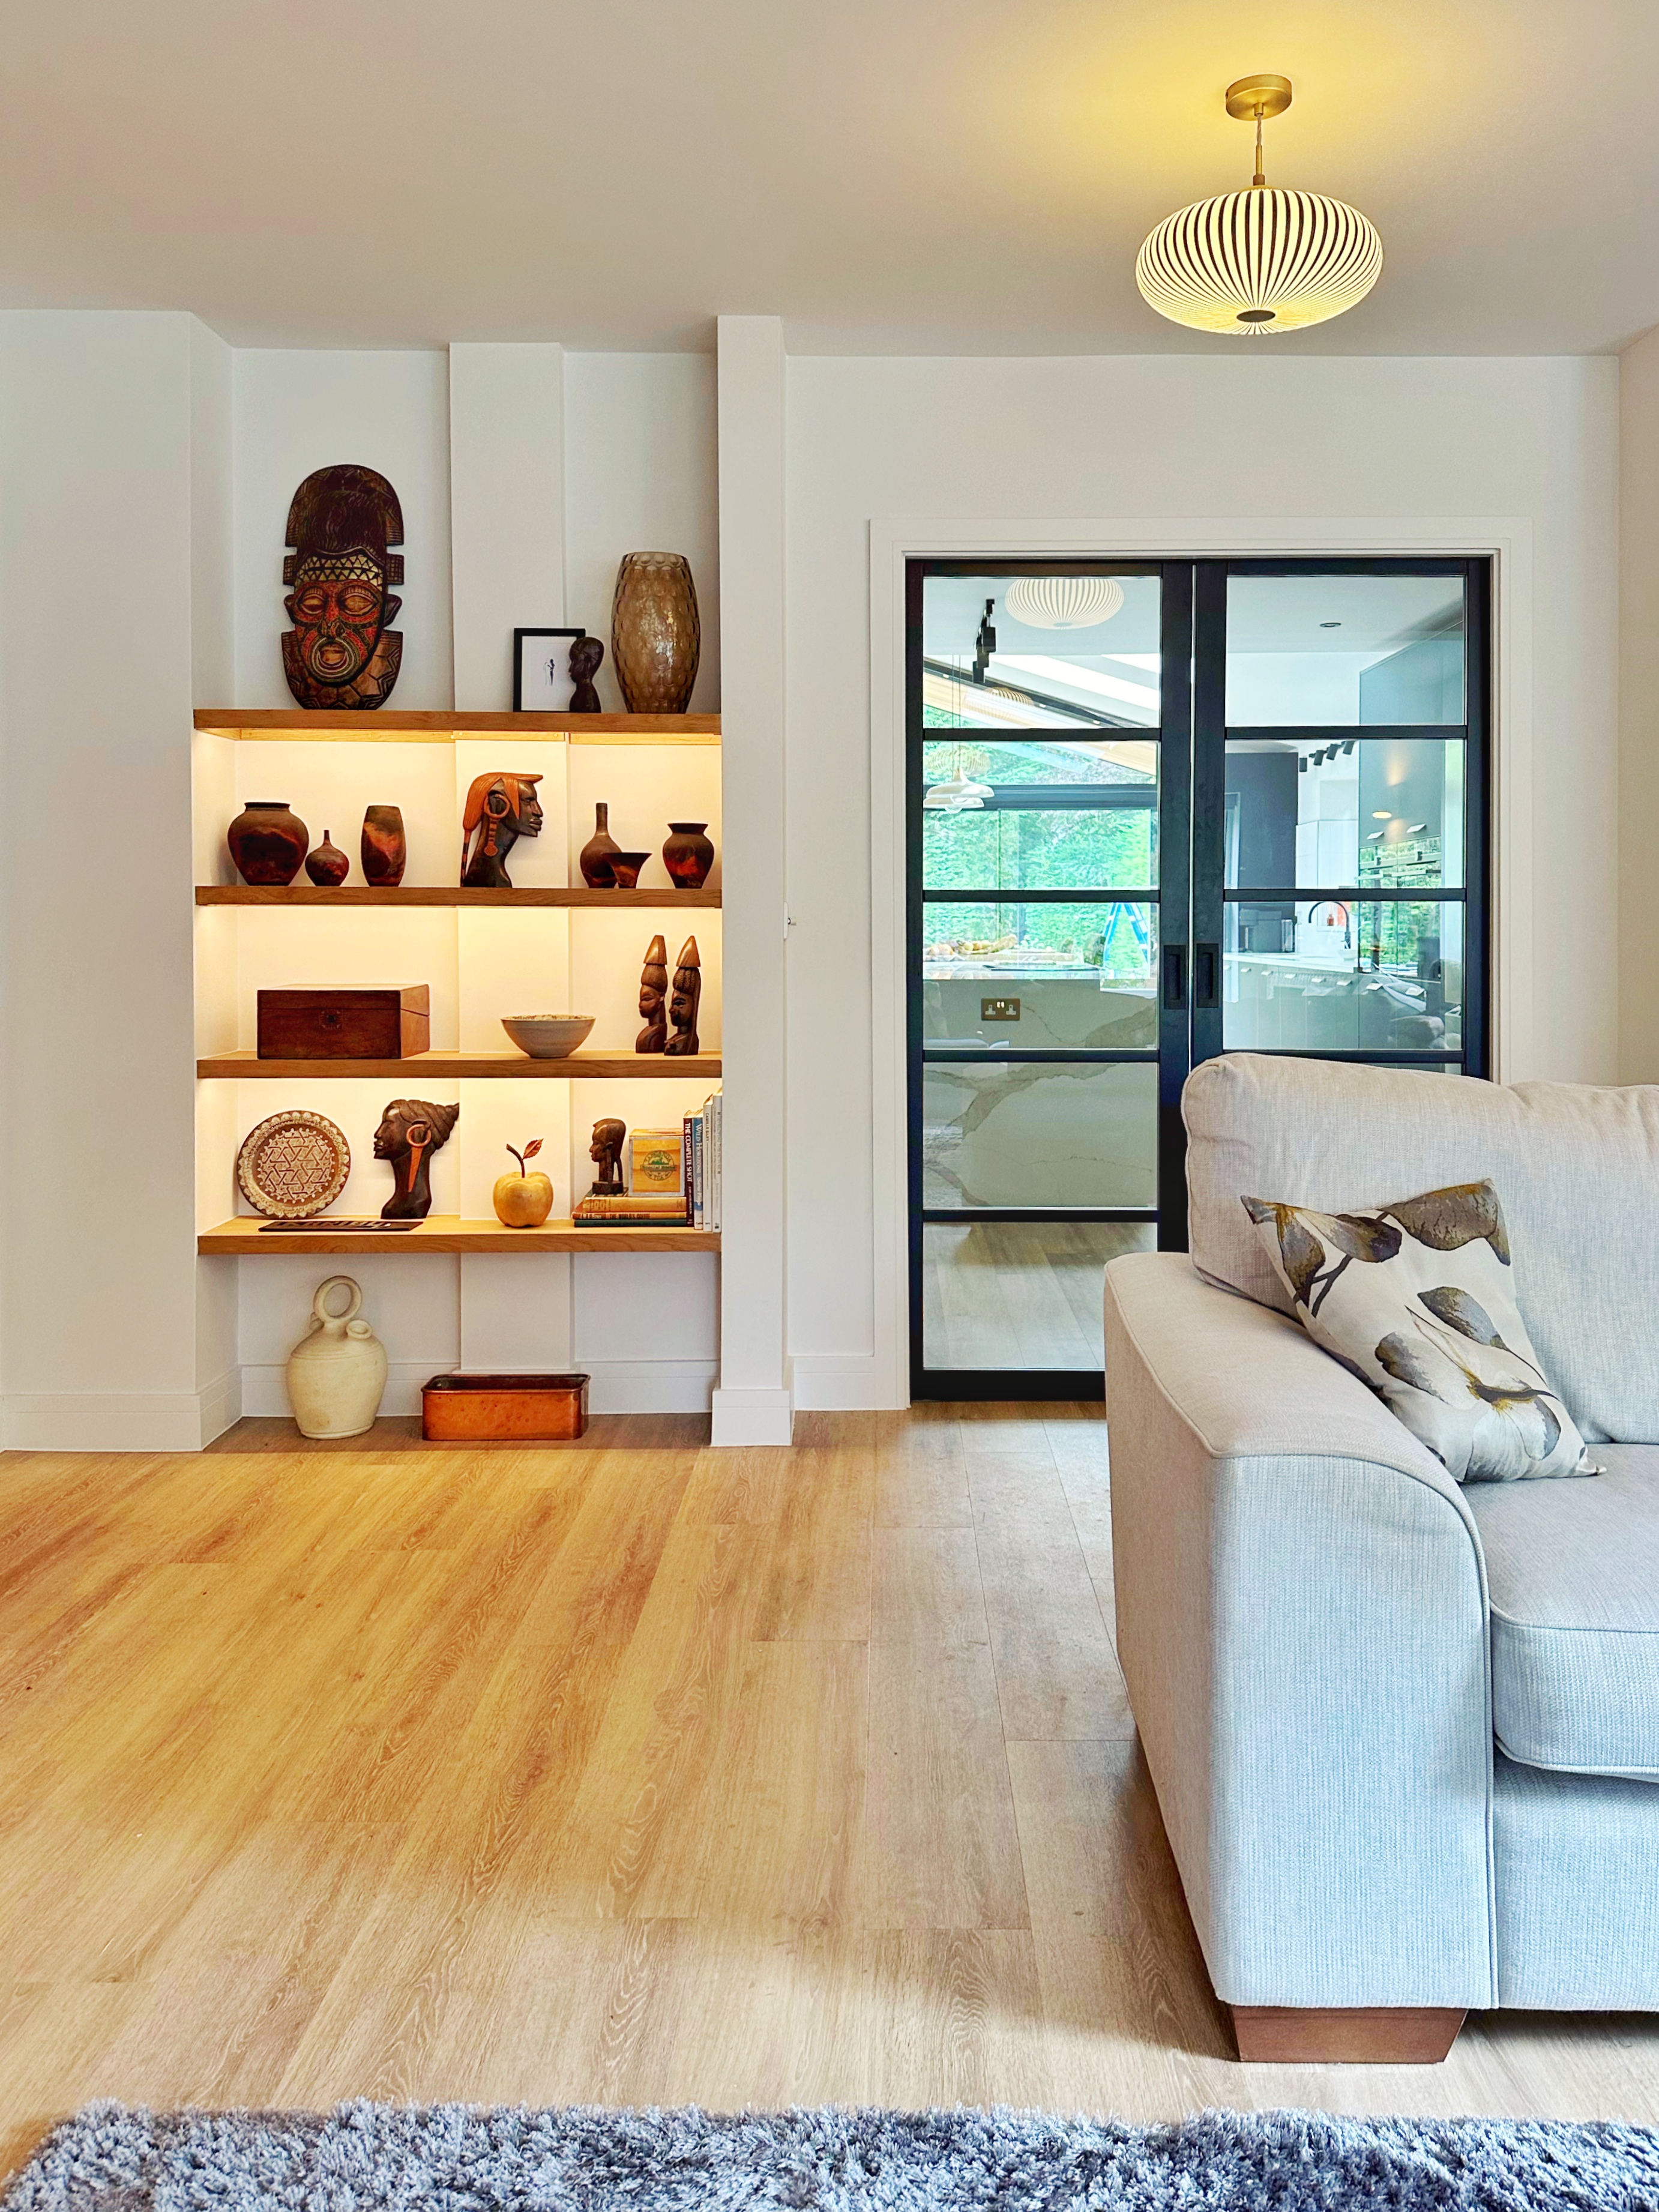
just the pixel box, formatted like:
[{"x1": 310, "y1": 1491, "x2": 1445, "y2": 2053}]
[
  {"x1": 375, "y1": 1098, "x2": 460, "y2": 1219},
  {"x1": 665, "y1": 935, "x2": 702, "y2": 1056},
  {"x1": 460, "y1": 773, "x2": 544, "y2": 888},
  {"x1": 636, "y1": 934, "x2": 668, "y2": 1053},
  {"x1": 282, "y1": 465, "x2": 405, "y2": 711},
  {"x1": 568, "y1": 634, "x2": 604, "y2": 714},
  {"x1": 589, "y1": 1117, "x2": 627, "y2": 1195}
]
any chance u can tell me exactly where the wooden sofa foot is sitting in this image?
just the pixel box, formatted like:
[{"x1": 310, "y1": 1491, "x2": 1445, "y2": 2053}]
[{"x1": 1231, "y1": 2005, "x2": 1466, "y2": 2064}]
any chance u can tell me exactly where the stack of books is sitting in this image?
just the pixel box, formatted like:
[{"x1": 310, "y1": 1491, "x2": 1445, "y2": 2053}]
[
  {"x1": 571, "y1": 1190, "x2": 691, "y2": 1228},
  {"x1": 684, "y1": 1089, "x2": 722, "y2": 1231}
]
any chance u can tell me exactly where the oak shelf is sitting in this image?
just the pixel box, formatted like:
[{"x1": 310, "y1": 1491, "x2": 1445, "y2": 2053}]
[
  {"x1": 199, "y1": 1215, "x2": 718, "y2": 1256},
  {"x1": 198, "y1": 1050, "x2": 723, "y2": 1081},
  {"x1": 196, "y1": 709, "x2": 719, "y2": 744},
  {"x1": 196, "y1": 885, "x2": 720, "y2": 908}
]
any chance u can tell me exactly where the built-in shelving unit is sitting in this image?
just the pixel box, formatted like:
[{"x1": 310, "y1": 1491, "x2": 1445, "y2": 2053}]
[
  {"x1": 193, "y1": 708, "x2": 723, "y2": 1265},
  {"x1": 198, "y1": 1050, "x2": 721, "y2": 1081},
  {"x1": 199, "y1": 1216, "x2": 719, "y2": 1255},
  {"x1": 196, "y1": 885, "x2": 720, "y2": 908}
]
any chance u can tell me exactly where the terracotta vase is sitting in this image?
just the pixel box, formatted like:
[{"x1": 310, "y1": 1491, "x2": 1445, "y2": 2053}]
[
  {"x1": 361, "y1": 804, "x2": 406, "y2": 888},
  {"x1": 304, "y1": 830, "x2": 350, "y2": 887},
  {"x1": 611, "y1": 552, "x2": 700, "y2": 714},
  {"x1": 579, "y1": 801, "x2": 622, "y2": 888},
  {"x1": 609, "y1": 850, "x2": 652, "y2": 890},
  {"x1": 228, "y1": 801, "x2": 309, "y2": 887},
  {"x1": 662, "y1": 822, "x2": 714, "y2": 890},
  {"x1": 285, "y1": 1276, "x2": 388, "y2": 1439}
]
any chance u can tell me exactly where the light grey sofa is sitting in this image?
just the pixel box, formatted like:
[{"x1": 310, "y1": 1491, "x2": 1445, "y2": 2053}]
[{"x1": 1103, "y1": 1053, "x2": 1659, "y2": 2064}]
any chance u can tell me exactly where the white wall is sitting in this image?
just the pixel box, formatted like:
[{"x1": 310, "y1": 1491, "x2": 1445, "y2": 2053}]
[
  {"x1": 783, "y1": 352, "x2": 1619, "y2": 1404},
  {"x1": 1621, "y1": 325, "x2": 1659, "y2": 1082},
  {"x1": 0, "y1": 312, "x2": 233, "y2": 1447}
]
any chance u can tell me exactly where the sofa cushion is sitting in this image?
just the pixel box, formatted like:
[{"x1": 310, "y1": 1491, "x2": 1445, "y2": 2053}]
[
  {"x1": 1467, "y1": 1444, "x2": 1659, "y2": 1779},
  {"x1": 1184, "y1": 1053, "x2": 1659, "y2": 1443}
]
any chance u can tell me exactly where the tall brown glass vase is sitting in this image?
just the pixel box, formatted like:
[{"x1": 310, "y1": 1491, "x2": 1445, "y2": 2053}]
[{"x1": 611, "y1": 552, "x2": 700, "y2": 714}]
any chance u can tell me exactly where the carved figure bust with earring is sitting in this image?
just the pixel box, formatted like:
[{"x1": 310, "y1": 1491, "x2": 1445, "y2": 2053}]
[
  {"x1": 375, "y1": 1098, "x2": 460, "y2": 1219},
  {"x1": 460, "y1": 773, "x2": 544, "y2": 888}
]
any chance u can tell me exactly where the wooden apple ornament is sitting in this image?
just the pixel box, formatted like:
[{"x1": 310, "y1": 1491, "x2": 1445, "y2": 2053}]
[{"x1": 493, "y1": 1138, "x2": 553, "y2": 1228}]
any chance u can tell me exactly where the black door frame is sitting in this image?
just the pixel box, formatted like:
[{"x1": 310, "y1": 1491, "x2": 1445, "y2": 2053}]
[{"x1": 905, "y1": 553, "x2": 1492, "y2": 1400}]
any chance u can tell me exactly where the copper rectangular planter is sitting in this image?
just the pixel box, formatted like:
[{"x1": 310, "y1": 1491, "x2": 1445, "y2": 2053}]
[{"x1": 421, "y1": 1372, "x2": 589, "y2": 1442}]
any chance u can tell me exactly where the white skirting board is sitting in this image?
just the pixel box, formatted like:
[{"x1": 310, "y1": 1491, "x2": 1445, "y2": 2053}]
[
  {"x1": 709, "y1": 1384, "x2": 795, "y2": 1446},
  {"x1": 3, "y1": 1369, "x2": 243, "y2": 1453},
  {"x1": 790, "y1": 1354, "x2": 903, "y2": 1412}
]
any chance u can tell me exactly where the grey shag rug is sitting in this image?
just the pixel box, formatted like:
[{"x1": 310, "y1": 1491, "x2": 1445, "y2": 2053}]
[{"x1": 4, "y1": 2102, "x2": 1658, "y2": 2212}]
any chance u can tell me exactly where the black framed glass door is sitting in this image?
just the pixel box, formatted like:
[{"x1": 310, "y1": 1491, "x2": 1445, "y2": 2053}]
[{"x1": 906, "y1": 555, "x2": 1490, "y2": 1399}]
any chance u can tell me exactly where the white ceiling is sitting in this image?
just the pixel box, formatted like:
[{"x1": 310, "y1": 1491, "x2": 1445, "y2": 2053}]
[{"x1": 4, "y1": 0, "x2": 1656, "y2": 355}]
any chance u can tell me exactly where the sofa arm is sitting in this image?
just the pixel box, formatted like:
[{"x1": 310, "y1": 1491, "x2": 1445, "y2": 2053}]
[{"x1": 1104, "y1": 1251, "x2": 1496, "y2": 2011}]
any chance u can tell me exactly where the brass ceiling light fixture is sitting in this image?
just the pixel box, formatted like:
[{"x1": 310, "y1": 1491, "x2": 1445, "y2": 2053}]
[{"x1": 1136, "y1": 74, "x2": 1382, "y2": 336}]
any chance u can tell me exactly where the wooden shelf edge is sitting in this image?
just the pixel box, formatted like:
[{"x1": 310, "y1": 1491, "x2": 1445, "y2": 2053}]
[
  {"x1": 196, "y1": 709, "x2": 719, "y2": 741},
  {"x1": 197, "y1": 1052, "x2": 723, "y2": 1080},
  {"x1": 199, "y1": 1216, "x2": 720, "y2": 1255},
  {"x1": 195, "y1": 885, "x2": 721, "y2": 907}
]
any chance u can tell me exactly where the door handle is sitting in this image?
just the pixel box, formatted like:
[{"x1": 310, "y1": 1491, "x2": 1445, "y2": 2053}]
[
  {"x1": 1195, "y1": 943, "x2": 1218, "y2": 1009},
  {"x1": 1163, "y1": 945, "x2": 1186, "y2": 1010}
]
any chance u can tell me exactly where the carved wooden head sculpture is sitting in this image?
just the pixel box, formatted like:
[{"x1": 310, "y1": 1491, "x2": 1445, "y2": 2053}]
[
  {"x1": 589, "y1": 1117, "x2": 627, "y2": 1194},
  {"x1": 374, "y1": 1097, "x2": 460, "y2": 1219},
  {"x1": 282, "y1": 465, "x2": 405, "y2": 711},
  {"x1": 636, "y1": 933, "x2": 668, "y2": 1054},
  {"x1": 665, "y1": 935, "x2": 702, "y2": 1056},
  {"x1": 460, "y1": 773, "x2": 544, "y2": 888}
]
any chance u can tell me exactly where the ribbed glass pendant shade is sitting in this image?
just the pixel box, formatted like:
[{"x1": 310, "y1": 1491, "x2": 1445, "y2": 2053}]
[
  {"x1": 1136, "y1": 186, "x2": 1382, "y2": 335},
  {"x1": 1004, "y1": 576, "x2": 1125, "y2": 629}
]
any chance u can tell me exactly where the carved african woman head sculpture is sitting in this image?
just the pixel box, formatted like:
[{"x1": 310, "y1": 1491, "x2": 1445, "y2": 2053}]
[
  {"x1": 664, "y1": 935, "x2": 701, "y2": 1056},
  {"x1": 636, "y1": 933, "x2": 668, "y2": 1054},
  {"x1": 282, "y1": 465, "x2": 405, "y2": 711},
  {"x1": 460, "y1": 773, "x2": 544, "y2": 888},
  {"x1": 589, "y1": 1117, "x2": 627, "y2": 1195},
  {"x1": 375, "y1": 1098, "x2": 460, "y2": 1220},
  {"x1": 568, "y1": 634, "x2": 604, "y2": 714}
]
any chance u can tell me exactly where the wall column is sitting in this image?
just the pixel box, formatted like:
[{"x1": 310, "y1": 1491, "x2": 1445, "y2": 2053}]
[{"x1": 711, "y1": 315, "x2": 791, "y2": 1444}]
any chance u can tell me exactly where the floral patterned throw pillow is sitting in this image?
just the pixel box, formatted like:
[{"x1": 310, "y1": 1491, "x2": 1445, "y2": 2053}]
[{"x1": 1242, "y1": 1178, "x2": 1600, "y2": 1483}]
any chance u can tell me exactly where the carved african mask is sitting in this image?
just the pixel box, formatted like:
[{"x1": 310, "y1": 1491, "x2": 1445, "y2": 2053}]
[{"x1": 282, "y1": 465, "x2": 405, "y2": 711}]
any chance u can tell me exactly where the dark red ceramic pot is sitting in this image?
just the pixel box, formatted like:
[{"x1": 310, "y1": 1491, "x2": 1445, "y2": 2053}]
[
  {"x1": 361, "y1": 804, "x2": 407, "y2": 888},
  {"x1": 304, "y1": 831, "x2": 351, "y2": 886},
  {"x1": 662, "y1": 822, "x2": 714, "y2": 890},
  {"x1": 229, "y1": 801, "x2": 309, "y2": 887}
]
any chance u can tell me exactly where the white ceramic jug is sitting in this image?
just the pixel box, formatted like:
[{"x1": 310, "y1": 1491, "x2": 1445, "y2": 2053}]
[{"x1": 286, "y1": 1275, "x2": 388, "y2": 1438}]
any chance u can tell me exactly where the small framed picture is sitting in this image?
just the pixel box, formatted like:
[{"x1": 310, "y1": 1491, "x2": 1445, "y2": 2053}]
[{"x1": 513, "y1": 627, "x2": 587, "y2": 712}]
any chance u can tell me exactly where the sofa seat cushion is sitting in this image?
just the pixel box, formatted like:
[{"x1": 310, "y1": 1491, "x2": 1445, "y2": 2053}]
[{"x1": 1468, "y1": 1444, "x2": 1659, "y2": 1780}]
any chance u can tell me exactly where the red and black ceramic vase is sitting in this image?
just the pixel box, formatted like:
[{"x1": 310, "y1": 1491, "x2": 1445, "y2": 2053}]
[
  {"x1": 228, "y1": 801, "x2": 309, "y2": 887},
  {"x1": 361, "y1": 805, "x2": 407, "y2": 888},
  {"x1": 662, "y1": 822, "x2": 714, "y2": 890},
  {"x1": 304, "y1": 831, "x2": 351, "y2": 887},
  {"x1": 579, "y1": 801, "x2": 622, "y2": 888}
]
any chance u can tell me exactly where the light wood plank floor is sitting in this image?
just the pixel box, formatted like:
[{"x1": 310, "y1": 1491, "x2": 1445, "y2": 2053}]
[{"x1": 2, "y1": 1405, "x2": 1656, "y2": 2180}]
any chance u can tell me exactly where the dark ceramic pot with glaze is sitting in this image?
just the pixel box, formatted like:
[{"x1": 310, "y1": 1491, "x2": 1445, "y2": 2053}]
[
  {"x1": 611, "y1": 552, "x2": 700, "y2": 714},
  {"x1": 229, "y1": 801, "x2": 309, "y2": 887},
  {"x1": 304, "y1": 830, "x2": 351, "y2": 887},
  {"x1": 608, "y1": 850, "x2": 653, "y2": 890},
  {"x1": 361, "y1": 804, "x2": 407, "y2": 888},
  {"x1": 661, "y1": 822, "x2": 714, "y2": 890},
  {"x1": 579, "y1": 801, "x2": 622, "y2": 888}
]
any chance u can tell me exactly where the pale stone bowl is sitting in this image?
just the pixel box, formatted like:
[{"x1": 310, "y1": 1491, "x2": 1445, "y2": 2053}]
[{"x1": 501, "y1": 1014, "x2": 597, "y2": 1059}]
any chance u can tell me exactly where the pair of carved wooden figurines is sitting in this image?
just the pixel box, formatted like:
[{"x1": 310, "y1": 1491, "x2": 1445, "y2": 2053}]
[{"x1": 636, "y1": 934, "x2": 700, "y2": 1055}]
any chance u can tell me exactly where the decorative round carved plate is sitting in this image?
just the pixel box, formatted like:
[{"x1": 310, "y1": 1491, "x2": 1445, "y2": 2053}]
[{"x1": 236, "y1": 1111, "x2": 351, "y2": 1219}]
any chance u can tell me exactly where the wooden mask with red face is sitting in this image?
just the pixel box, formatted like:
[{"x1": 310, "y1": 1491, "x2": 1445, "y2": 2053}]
[{"x1": 282, "y1": 465, "x2": 405, "y2": 711}]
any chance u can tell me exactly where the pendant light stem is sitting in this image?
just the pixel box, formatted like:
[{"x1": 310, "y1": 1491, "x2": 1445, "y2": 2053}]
[{"x1": 1252, "y1": 104, "x2": 1266, "y2": 187}]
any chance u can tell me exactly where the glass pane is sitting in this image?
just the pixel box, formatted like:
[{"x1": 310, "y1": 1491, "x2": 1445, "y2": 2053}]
[
  {"x1": 923, "y1": 1220, "x2": 1157, "y2": 1370},
  {"x1": 1223, "y1": 900, "x2": 1465, "y2": 1055},
  {"x1": 923, "y1": 571, "x2": 1162, "y2": 731},
  {"x1": 922, "y1": 1061, "x2": 1157, "y2": 1208},
  {"x1": 1224, "y1": 736, "x2": 1463, "y2": 891},
  {"x1": 923, "y1": 900, "x2": 1157, "y2": 1048},
  {"x1": 1226, "y1": 573, "x2": 1465, "y2": 728},
  {"x1": 923, "y1": 738, "x2": 1158, "y2": 892}
]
